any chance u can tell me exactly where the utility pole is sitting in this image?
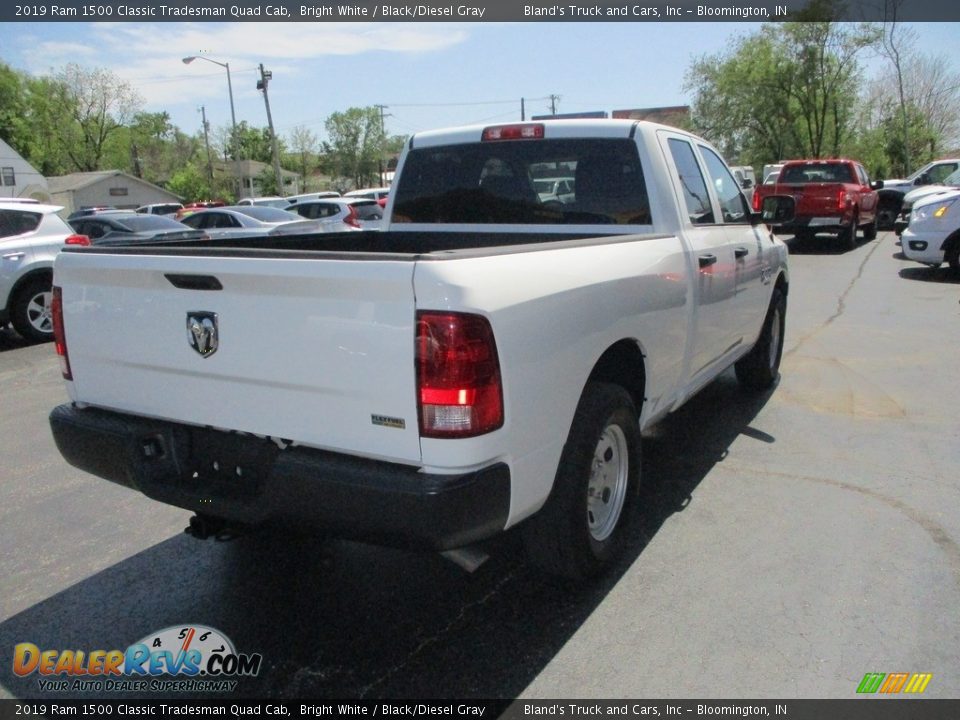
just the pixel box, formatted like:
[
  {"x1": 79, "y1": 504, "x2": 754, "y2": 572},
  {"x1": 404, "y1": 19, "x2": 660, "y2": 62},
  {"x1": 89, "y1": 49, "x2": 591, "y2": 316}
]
[
  {"x1": 200, "y1": 105, "x2": 214, "y2": 184},
  {"x1": 549, "y1": 94, "x2": 560, "y2": 116},
  {"x1": 521, "y1": 97, "x2": 525, "y2": 121},
  {"x1": 375, "y1": 104, "x2": 391, "y2": 186},
  {"x1": 257, "y1": 64, "x2": 284, "y2": 196}
]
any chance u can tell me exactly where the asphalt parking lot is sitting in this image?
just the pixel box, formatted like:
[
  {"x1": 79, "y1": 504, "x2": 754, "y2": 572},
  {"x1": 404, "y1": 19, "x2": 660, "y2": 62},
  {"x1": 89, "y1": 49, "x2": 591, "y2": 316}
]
[{"x1": 1, "y1": 230, "x2": 958, "y2": 700}]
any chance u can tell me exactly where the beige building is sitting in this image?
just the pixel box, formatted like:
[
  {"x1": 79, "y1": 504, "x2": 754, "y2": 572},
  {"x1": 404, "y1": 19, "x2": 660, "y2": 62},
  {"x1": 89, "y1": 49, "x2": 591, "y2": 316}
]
[{"x1": 47, "y1": 171, "x2": 181, "y2": 215}]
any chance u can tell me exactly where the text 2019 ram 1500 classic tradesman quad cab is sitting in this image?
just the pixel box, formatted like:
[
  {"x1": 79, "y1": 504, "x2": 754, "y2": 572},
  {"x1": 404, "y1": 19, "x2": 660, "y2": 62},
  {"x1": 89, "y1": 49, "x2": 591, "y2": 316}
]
[{"x1": 48, "y1": 120, "x2": 791, "y2": 580}]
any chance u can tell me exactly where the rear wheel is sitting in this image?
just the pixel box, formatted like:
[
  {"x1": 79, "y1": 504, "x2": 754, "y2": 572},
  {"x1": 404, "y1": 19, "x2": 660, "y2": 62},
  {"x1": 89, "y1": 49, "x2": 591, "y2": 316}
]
[
  {"x1": 839, "y1": 214, "x2": 858, "y2": 250},
  {"x1": 522, "y1": 382, "x2": 641, "y2": 581},
  {"x1": 735, "y1": 287, "x2": 786, "y2": 391},
  {"x1": 11, "y1": 277, "x2": 54, "y2": 342},
  {"x1": 863, "y1": 221, "x2": 878, "y2": 241}
]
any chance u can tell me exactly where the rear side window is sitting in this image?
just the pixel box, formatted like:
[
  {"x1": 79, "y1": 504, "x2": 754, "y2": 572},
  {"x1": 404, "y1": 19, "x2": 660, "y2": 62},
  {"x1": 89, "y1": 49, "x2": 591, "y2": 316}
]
[
  {"x1": 667, "y1": 138, "x2": 712, "y2": 225},
  {"x1": 0, "y1": 209, "x2": 42, "y2": 238},
  {"x1": 699, "y1": 146, "x2": 750, "y2": 224},
  {"x1": 353, "y1": 202, "x2": 383, "y2": 220},
  {"x1": 392, "y1": 138, "x2": 651, "y2": 225}
]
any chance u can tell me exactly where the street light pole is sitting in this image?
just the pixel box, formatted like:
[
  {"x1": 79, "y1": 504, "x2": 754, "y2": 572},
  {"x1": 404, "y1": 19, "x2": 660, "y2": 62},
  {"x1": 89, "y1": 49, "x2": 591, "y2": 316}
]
[
  {"x1": 257, "y1": 64, "x2": 284, "y2": 197},
  {"x1": 199, "y1": 105, "x2": 213, "y2": 183},
  {"x1": 182, "y1": 54, "x2": 241, "y2": 195}
]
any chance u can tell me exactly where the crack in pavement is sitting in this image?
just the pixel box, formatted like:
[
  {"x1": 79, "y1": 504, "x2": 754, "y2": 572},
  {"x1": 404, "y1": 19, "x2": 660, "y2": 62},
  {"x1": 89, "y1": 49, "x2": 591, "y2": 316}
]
[
  {"x1": 728, "y1": 463, "x2": 960, "y2": 592},
  {"x1": 356, "y1": 567, "x2": 520, "y2": 699},
  {"x1": 785, "y1": 238, "x2": 886, "y2": 358}
]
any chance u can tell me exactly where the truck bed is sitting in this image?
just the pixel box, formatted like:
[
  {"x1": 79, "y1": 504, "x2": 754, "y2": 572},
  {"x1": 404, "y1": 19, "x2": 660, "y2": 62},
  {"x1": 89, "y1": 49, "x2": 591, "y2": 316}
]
[{"x1": 77, "y1": 230, "x2": 650, "y2": 258}]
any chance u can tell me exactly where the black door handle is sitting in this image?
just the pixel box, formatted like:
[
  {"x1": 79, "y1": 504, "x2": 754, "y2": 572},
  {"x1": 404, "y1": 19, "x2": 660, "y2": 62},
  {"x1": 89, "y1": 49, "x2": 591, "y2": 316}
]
[
  {"x1": 698, "y1": 254, "x2": 717, "y2": 268},
  {"x1": 735, "y1": 247, "x2": 749, "y2": 259}
]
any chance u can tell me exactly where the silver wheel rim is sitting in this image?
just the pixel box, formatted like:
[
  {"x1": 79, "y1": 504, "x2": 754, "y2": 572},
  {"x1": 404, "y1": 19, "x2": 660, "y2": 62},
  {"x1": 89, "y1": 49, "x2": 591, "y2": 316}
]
[
  {"x1": 587, "y1": 424, "x2": 629, "y2": 542},
  {"x1": 26, "y1": 291, "x2": 53, "y2": 334},
  {"x1": 768, "y1": 306, "x2": 781, "y2": 371}
]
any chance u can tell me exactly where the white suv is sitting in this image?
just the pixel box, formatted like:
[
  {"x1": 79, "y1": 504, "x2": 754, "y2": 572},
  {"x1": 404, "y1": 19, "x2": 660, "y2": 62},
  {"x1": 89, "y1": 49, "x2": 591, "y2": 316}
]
[
  {"x1": 900, "y1": 189, "x2": 960, "y2": 271},
  {"x1": 1, "y1": 202, "x2": 88, "y2": 341}
]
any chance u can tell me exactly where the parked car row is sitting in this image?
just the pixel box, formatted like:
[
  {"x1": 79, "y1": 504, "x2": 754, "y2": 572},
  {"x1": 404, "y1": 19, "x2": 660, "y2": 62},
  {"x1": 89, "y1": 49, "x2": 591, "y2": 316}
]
[
  {"x1": 746, "y1": 155, "x2": 960, "y2": 274},
  {"x1": 1, "y1": 188, "x2": 393, "y2": 342},
  {"x1": 1, "y1": 202, "x2": 89, "y2": 342},
  {"x1": 898, "y1": 189, "x2": 960, "y2": 272}
]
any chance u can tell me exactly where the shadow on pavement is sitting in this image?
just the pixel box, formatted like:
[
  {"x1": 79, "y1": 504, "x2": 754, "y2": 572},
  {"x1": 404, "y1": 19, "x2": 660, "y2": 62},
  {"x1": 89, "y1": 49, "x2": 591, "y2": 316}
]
[
  {"x1": 0, "y1": 373, "x2": 774, "y2": 700},
  {"x1": 0, "y1": 326, "x2": 37, "y2": 352},
  {"x1": 782, "y1": 233, "x2": 861, "y2": 255},
  {"x1": 898, "y1": 266, "x2": 960, "y2": 284}
]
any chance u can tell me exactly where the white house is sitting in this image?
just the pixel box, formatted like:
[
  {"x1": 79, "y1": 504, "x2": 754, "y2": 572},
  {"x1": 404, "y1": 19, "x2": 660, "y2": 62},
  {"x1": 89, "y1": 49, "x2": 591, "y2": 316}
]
[{"x1": 0, "y1": 138, "x2": 51, "y2": 201}]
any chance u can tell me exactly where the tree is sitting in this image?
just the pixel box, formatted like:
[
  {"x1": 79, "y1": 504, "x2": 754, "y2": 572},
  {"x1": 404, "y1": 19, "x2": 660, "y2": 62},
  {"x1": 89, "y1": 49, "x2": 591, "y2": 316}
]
[
  {"x1": 879, "y1": 0, "x2": 915, "y2": 175},
  {"x1": 52, "y1": 64, "x2": 143, "y2": 172},
  {"x1": 287, "y1": 125, "x2": 319, "y2": 191},
  {"x1": 778, "y1": 20, "x2": 880, "y2": 157},
  {"x1": 0, "y1": 63, "x2": 29, "y2": 151},
  {"x1": 166, "y1": 163, "x2": 212, "y2": 203},
  {"x1": 685, "y1": 14, "x2": 878, "y2": 169},
  {"x1": 229, "y1": 121, "x2": 283, "y2": 164},
  {"x1": 324, "y1": 107, "x2": 385, "y2": 188}
]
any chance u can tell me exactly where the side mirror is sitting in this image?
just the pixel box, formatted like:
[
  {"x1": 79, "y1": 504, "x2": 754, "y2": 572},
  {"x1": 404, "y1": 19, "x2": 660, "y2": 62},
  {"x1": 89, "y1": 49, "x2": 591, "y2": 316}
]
[
  {"x1": 916, "y1": 174, "x2": 929, "y2": 185},
  {"x1": 759, "y1": 195, "x2": 795, "y2": 226},
  {"x1": 871, "y1": 180, "x2": 884, "y2": 190},
  {"x1": 741, "y1": 178, "x2": 754, "y2": 189}
]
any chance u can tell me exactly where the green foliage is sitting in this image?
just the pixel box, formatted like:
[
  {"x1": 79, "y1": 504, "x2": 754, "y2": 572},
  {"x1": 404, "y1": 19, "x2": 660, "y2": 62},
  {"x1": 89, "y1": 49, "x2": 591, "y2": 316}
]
[
  {"x1": 254, "y1": 166, "x2": 280, "y2": 196},
  {"x1": 230, "y1": 121, "x2": 285, "y2": 164},
  {"x1": 686, "y1": 21, "x2": 879, "y2": 172},
  {"x1": 166, "y1": 164, "x2": 212, "y2": 203},
  {"x1": 0, "y1": 63, "x2": 29, "y2": 150},
  {"x1": 324, "y1": 107, "x2": 388, "y2": 188}
]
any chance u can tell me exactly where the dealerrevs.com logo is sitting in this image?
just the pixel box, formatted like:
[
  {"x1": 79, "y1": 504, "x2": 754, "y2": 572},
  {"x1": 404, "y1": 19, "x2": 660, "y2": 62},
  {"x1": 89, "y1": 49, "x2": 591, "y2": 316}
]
[
  {"x1": 13, "y1": 625, "x2": 262, "y2": 693},
  {"x1": 856, "y1": 672, "x2": 933, "y2": 694}
]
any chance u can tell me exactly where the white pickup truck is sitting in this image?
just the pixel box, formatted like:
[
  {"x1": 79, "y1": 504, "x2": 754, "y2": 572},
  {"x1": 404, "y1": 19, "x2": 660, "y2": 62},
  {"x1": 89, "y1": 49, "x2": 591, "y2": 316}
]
[{"x1": 49, "y1": 120, "x2": 790, "y2": 580}]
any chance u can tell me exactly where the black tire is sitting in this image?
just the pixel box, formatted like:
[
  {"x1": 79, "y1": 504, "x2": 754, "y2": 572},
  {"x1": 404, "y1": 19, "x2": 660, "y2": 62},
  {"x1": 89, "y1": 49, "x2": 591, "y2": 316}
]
[
  {"x1": 522, "y1": 381, "x2": 641, "y2": 581},
  {"x1": 10, "y1": 277, "x2": 54, "y2": 342},
  {"x1": 839, "y1": 214, "x2": 858, "y2": 250},
  {"x1": 862, "y1": 221, "x2": 878, "y2": 241},
  {"x1": 947, "y1": 243, "x2": 960, "y2": 274},
  {"x1": 735, "y1": 287, "x2": 786, "y2": 391}
]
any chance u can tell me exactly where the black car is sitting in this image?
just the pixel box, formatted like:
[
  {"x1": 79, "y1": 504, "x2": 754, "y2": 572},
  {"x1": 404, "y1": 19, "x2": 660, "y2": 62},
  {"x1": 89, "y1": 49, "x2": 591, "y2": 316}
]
[{"x1": 69, "y1": 213, "x2": 207, "y2": 245}]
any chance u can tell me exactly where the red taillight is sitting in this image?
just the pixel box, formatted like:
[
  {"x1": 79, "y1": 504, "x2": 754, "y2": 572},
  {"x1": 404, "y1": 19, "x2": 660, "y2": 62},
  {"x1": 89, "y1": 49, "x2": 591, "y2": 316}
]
[
  {"x1": 65, "y1": 234, "x2": 90, "y2": 246},
  {"x1": 51, "y1": 286, "x2": 72, "y2": 380},
  {"x1": 482, "y1": 123, "x2": 545, "y2": 141},
  {"x1": 344, "y1": 205, "x2": 361, "y2": 228},
  {"x1": 416, "y1": 312, "x2": 503, "y2": 438},
  {"x1": 838, "y1": 190, "x2": 849, "y2": 211},
  {"x1": 752, "y1": 190, "x2": 761, "y2": 212}
]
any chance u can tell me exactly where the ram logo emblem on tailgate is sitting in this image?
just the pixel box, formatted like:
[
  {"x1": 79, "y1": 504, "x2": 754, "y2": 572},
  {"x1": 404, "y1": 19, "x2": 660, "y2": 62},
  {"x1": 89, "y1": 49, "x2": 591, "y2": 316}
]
[{"x1": 187, "y1": 312, "x2": 219, "y2": 357}]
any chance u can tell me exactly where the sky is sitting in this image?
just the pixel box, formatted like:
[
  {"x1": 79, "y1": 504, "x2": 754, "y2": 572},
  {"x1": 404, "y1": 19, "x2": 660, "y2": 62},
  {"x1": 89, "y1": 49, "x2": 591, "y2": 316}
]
[{"x1": 2, "y1": 20, "x2": 960, "y2": 146}]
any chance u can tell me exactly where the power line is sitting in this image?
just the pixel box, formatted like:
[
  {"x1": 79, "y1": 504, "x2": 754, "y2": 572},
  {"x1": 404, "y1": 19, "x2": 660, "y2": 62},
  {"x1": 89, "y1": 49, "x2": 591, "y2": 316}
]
[{"x1": 385, "y1": 95, "x2": 551, "y2": 109}]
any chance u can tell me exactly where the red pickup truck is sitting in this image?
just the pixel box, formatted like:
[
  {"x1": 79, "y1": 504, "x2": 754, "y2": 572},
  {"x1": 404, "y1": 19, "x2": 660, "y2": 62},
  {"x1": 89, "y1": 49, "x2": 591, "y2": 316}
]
[{"x1": 752, "y1": 159, "x2": 882, "y2": 249}]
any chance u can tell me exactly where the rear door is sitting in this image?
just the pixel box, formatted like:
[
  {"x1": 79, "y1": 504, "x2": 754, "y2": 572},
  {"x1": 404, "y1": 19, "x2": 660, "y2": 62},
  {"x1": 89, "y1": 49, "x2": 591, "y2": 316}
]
[
  {"x1": 696, "y1": 144, "x2": 769, "y2": 345},
  {"x1": 55, "y1": 249, "x2": 424, "y2": 464},
  {"x1": 660, "y1": 132, "x2": 740, "y2": 384}
]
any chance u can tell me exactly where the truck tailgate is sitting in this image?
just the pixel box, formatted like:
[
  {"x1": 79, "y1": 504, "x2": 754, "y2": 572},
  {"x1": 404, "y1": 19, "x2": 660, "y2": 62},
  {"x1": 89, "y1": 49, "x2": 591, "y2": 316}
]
[
  {"x1": 55, "y1": 249, "x2": 423, "y2": 464},
  {"x1": 783, "y1": 183, "x2": 845, "y2": 215}
]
